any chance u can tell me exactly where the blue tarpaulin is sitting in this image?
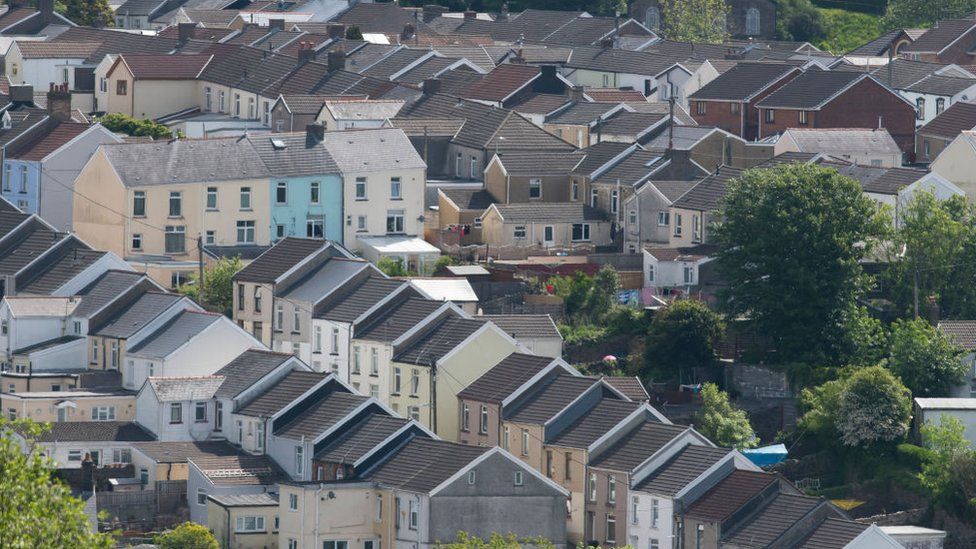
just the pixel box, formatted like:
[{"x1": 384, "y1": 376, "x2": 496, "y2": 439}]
[{"x1": 742, "y1": 443, "x2": 788, "y2": 467}]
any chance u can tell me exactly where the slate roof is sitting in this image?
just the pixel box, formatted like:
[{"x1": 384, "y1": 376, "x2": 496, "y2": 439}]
[
  {"x1": 755, "y1": 71, "x2": 867, "y2": 109},
  {"x1": 127, "y1": 310, "x2": 223, "y2": 357},
  {"x1": 315, "y1": 276, "x2": 407, "y2": 323},
  {"x1": 99, "y1": 138, "x2": 270, "y2": 186},
  {"x1": 355, "y1": 296, "x2": 443, "y2": 342},
  {"x1": 361, "y1": 49, "x2": 430, "y2": 80},
  {"x1": 490, "y1": 202, "x2": 604, "y2": 223},
  {"x1": 690, "y1": 63, "x2": 798, "y2": 101},
  {"x1": 496, "y1": 151, "x2": 585, "y2": 174},
  {"x1": 236, "y1": 371, "x2": 328, "y2": 417},
  {"x1": 117, "y1": 0, "x2": 167, "y2": 16},
  {"x1": 798, "y1": 518, "x2": 870, "y2": 549},
  {"x1": 545, "y1": 102, "x2": 622, "y2": 125},
  {"x1": 589, "y1": 421, "x2": 688, "y2": 471},
  {"x1": 590, "y1": 149, "x2": 662, "y2": 186},
  {"x1": 439, "y1": 188, "x2": 496, "y2": 211},
  {"x1": 0, "y1": 8, "x2": 40, "y2": 32},
  {"x1": 573, "y1": 141, "x2": 632, "y2": 175},
  {"x1": 506, "y1": 374, "x2": 596, "y2": 423},
  {"x1": 565, "y1": 46, "x2": 675, "y2": 76},
  {"x1": 458, "y1": 352, "x2": 556, "y2": 404},
  {"x1": 395, "y1": 317, "x2": 485, "y2": 366},
  {"x1": 722, "y1": 492, "x2": 825, "y2": 546},
  {"x1": 280, "y1": 258, "x2": 371, "y2": 303},
  {"x1": 324, "y1": 128, "x2": 426, "y2": 172},
  {"x1": 602, "y1": 376, "x2": 650, "y2": 401},
  {"x1": 672, "y1": 166, "x2": 744, "y2": 212},
  {"x1": 781, "y1": 128, "x2": 901, "y2": 156},
  {"x1": 482, "y1": 314, "x2": 560, "y2": 340},
  {"x1": 148, "y1": 376, "x2": 224, "y2": 401},
  {"x1": 14, "y1": 238, "x2": 105, "y2": 295},
  {"x1": 191, "y1": 453, "x2": 286, "y2": 485},
  {"x1": 461, "y1": 63, "x2": 539, "y2": 102},
  {"x1": 234, "y1": 237, "x2": 330, "y2": 283},
  {"x1": 587, "y1": 88, "x2": 648, "y2": 102},
  {"x1": 324, "y1": 100, "x2": 405, "y2": 121},
  {"x1": 938, "y1": 320, "x2": 976, "y2": 349},
  {"x1": 246, "y1": 131, "x2": 338, "y2": 177},
  {"x1": 8, "y1": 121, "x2": 90, "y2": 161},
  {"x1": 274, "y1": 390, "x2": 368, "y2": 439},
  {"x1": 684, "y1": 469, "x2": 778, "y2": 520},
  {"x1": 859, "y1": 167, "x2": 927, "y2": 194},
  {"x1": 549, "y1": 398, "x2": 641, "y2": 448},
  {"x1": 634, "y1": 444, "x2": 730, "y2": 495},
  {"x1": 510, "y1": 92, "x2": 571, "y2": 115},
  {"x1": 0, "y1": 218, "x2": 60, "y2": 275},
  {"x1": 14, "y1": 41, "x2": 100, "y2": 59},
  {"x1": 644, "y1": 244, "x2": 718, "y2": 262},
  {"x1": 12, "y1": 334, "x2": 84, "y2": 355},
  {"x1": 24, "y1": 421, "x2": 154, "y2": 442},
  {"x1": 132, "y1": 440, "x2": 245, "y2": 463},
  {"x1": 73, "y1": 270, "x2": 150, "y2": 318},
  {"x1": 92, "y1": 292, "x2": 184, "y2": 339},
  {"x1": 847, "y1": 28, "x2": 912, "y2": 56},
  {"x1": 278, "y1": 94, "x2": 334, "y2": 114},
  {"x1": 870, "y1": 58, "x2": 951, "y2": 90},
  {"x1": 362, "y1": 437, "x2": 488, "y2": 492},
  {"x1": 904, "y1": 74, "x2": 976, "y2": 96},
  {"x1": 52, "y1": 27, "x2": 179, "y2": 64},
  {"x1": 643, "y1": 126, "x2": 725, "y2": 151},
  {"x1": 335, "y1": 2, "x2": 433, "y2": 34},
  {"x1": 214, "y1": 349, "x2": 295, "y2": 399},
  {"x1": 903, "y1": 19, "x2": 976, "y2": 53},
  {"x1": 917, "y1": 100, "x2": 976, "y2": 138},
  {"x1": 315, "y1": 414, "x2": 408, "y2": 463},
  {"x1": 116, "y1": 53, "x2": 213, "y2": 79},
  {"x1": 596, "y1": 112, "x2": 666, "y2": 137}
]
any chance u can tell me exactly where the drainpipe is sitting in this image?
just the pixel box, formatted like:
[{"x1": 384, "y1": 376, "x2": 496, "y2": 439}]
[{"x1": 225, "y1": 504, "x2": 231, "y2": 548}]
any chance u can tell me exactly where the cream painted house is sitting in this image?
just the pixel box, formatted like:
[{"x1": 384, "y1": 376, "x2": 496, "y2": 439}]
[
  {"x1": 480, "y1": 203, "x2": 612, "y2": 253},
  {"x1": 3, "y1": 388, "x2": 136, "y2": 423},
  {"x1": 931, "y1": 130, "x2": 976, "y2": 199},
  {"x1": 102, "y1": 53, "x2": 213, "y2": 119}
]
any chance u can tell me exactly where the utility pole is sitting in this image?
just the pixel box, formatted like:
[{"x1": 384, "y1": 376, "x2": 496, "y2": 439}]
[{"x1": 197, "y1": 234, "x2": 205, "y2": 306}]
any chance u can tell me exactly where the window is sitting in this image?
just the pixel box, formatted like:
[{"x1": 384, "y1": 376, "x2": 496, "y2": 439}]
[
  {"x1": 109, "y1": 341, "x2": 118, "y2": 369},
  {"x1": 376, "y1": 494, "x2": 383, "y2": 521},
  {"x1": 254, "y1": 288, "x2": 262, "y2": 313},
  {"x1": 171, "y1": 271, "x2": 190, "y2": 289},
  {"x1": 924, "y1": 139, "x2": 931, "y2": 157},
  {"x1": 674, "y1": 213, "x2": 683, "y2": 236},
  {"x1": 651, "y1": 498, "x2": 659, "y2": 527},
  {"x1": 628, "y1": 210, "x2": 637, "y2": 225},
  {"x1": 764, "y1": 109, "x2": 775, "y2": 123},
  {"x1": 116, "y1": 80, "x2": 127, "y2": 95},
  {"x1": 461, "y1": 403, "x2": 470, "y2": 431},
  {"x1": 310, "y1": 181, "x2": 320, "y2": 203},
  {"x1": 276, "y1": 181, "x2": 287, "y2": 204},
  {"x1": 608, "y1": 475, "x2": 616, "y2": 503},
  {"x1": 328, "y1": 327, "x2": 339, "y2": 353},
  {"x1": 588, "y1": 473, "x2": 597, "y2": 501},
  {"x1": 204, "y1": 87, "x2": 212, "y2": 111},
  {"x1": 73, "y1": 321, "x2": 81, "y2": 334},
  {"x1": 195, "y1": 401, "x2": 207, "y2": 422},
  {"x1": 571, "y1": 223, "x2": 591, "y2": 241},
  {"x1": 205, "y1": 230, "x2": 215, "y2": 245},
  {"x1": 2, "y1": 164, "x2": 8, "y2": 191},
  {"x1": 168, "y1": 191, "x2": 182, "y2": 217},
  {"x1": 937, "y1": 97, "x2": 946, "y2": 115},
  {"x1": 355, "y1": 177, "x2": 367, "y2": 199},
  {"x1": 591, "y1": 189, "x2": 598, "y2": 208},
  {"x1": 606, "y1": 515, "x2": 616, "y2": 544},
  {"x1": 572, "y1": 179, "x2": 579, "y2": 201},
  {"x1": 529, "y1": 179, "x2": 542, "y2": 199},
  {"x1": 131, "y1": 233, "x2": 142, "y2": 250},
  {"x1": 411, "y1": 369, "x2": 420, "y2": 395},
  {"x1": 218, "y1": 90, "x2": 225, "y2": 111},
  {"x1": 206, "y1": 187, "x2": 218, "y2": 210},
  {"x1": 169, "y1": 403, "x2": 182, "y2": 424},
  {"x1": 276, "y1": 224, "x2": 286, "y2": 239},
  {"x1": 474, "y1": 217, "x2": 482, "y2": 229},
  {"x1": 546, "y1": 450, "x2": 554, "y2": 478},
  {"x1": 799, "y1": 110, "x2": 808, "y2": 125},
  {"x1": 871, "y1": 159, "x2": 883, "y2": 167},
  {"x1": 650, "y1": 541, "x2": 659, "y2": 549},
  {"x1": 357, "y1": 215, "x2": 367, "y2": 231},
  {"x1": 91, "y1": 339, "x2": 99, "y2": 363},
  {"x1": 470, "y1": 156, "x2": 477, "y2": 179},
  {"x1": 408, "y1": 500, "x2": 419, "y2": 529},
  {"x1": 514, "y1": 470, "x2": 524, "y2": 486},
  {"x1": 648, "y1": 264, "x2": 655, "y2": 282},
  {"x1": 386, "y1": 210, "x2": 404, "y2": 233},
  {"x1": 479, "y1": 405, "x2": 488, "y2": 434},
  {"x1": 455, "y1": 152, "x2": 463, "y2": 177},
  {"x1": 215, "y1": 401, "x2": 223, "y2": 431},
  {"x1": 370, "y1": 348, "x2": 379, "y2": 375},
  {"x1": 289, "y1": 493, "x2": 298, "y2": 510},
  {"x1": 916, "y1": 97, "x2": 925, "y2": 120},
  {"x1": 696, "y1": 101, "x2": 705, "y2": 115},
  {"x1": 91, "y1": 406, "x2": 116, "y2": 421},
  {"x1": 645, "y1": 6, "x2": 660, "y2": 29},
  {"x1": 248, "y1": 97, "x2": 255, "y2": 119},
  {"x1": 234, "y1": 93, "x2": 241, "y2": 117},
  {"x1": 132, "y1": 191, "x2": 146, "y2": 216},
  {"x1": 611, "y1": 189, "x2": 619, "y2": 214},
  {"x1": 408, "y1": 405, "x2": 420, "y2": 421},
  {"x1": 684, "y1": 266, "x2": 694, "y2": 284},
  {"x1": 68, "y1": 450, "x2": 82, "y2": 462},
  {"x1": 237, "y1": 220, "x2": 255, "y2": 244},
  {"x1": 468, "y1": 470, "x2": 477, "y2": 484},
  {"x1": 390, "y1": 177, "x2": 401, "y2": 199},
  {"x1": 514, "y1": 225, "x2": 527, "y2": 239},
  {"x1": 236, "y1": 516, "x2": 266, "y2": 533},
  {"x1": 293, "y1": 307, "x2": 300, "y2": 333},
  {"x1": 521, "y1": 428, "x2": 529, "y2": 456},
  {"x1": 307, "y1": 218, "x2": 324, "y2": 238},
  {"x1": 240, "y1": 187, "x2": 251, "y2": 209},
  {"x1": 692, "y1": 214, "x2": 701, "y2": 242},
  {"x1": 111, "y1": 448, "x2": 132, "y2": 464},
  {"x1": 197, "y1": 488, "x2": 207, "y2": 505},
  {"x1": 18, "y1": 166, "x2": 26, "y2": 193},
  {"x1": 503, "y1": 426, "x2": 510, "y2": 449},
  {"x1": 393, "y1": 367, "x2": 401, "y2": 394},
  {"x1": 745, "y1": 7, "x2": 760, "y2": 35},
  {"x1": 295, "y1": 445, "x2": 304, "y2": 476},
  {"x1": 731, "y1": 102, "x2": 740, "y2": 114},
  {"x1": 632, "y1": 497, "x2": 639, "y2": 523},
  {"x1": 352, "y1": 346, "x2": 361, "y2": 374},
  {"x1": 564, "y1": 452, "x2": 572, "y2": 480},
  {"x1": 256, "y1": 421, "x2": 265, "y2": 451}
]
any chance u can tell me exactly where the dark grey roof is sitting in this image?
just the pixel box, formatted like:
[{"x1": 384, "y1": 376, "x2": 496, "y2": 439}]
[
  {"x1": 496, "y1": 151, "x2": 585, "y2": 174},
  {"x1": 280, "y1": 258, "x2": 372, "y2": 303},
  {"x1": 233, "y1": 237, "x2": 331, "y2": 283},
  {"x1": 690, "y1": 63, "x2": 798, "y2": 101},
  {"x1": 684, "y1": 469, "x2": 778, "y2": 521},
  {"x1": 847, "y1": 29, "x2": 910, "y2": 56},
  {"x1": 918, "y1": 100, "x2": 976, "y2": 138},
  {"x1": 24, "y1": 421, "x2": 154, "y2": 442},
  {"x1": 491, "y1": 202, "x2": 604, "y2": 223},
  {"x1": 904, "y1": 74, "x2": 976, "y2": 96},
  {"x1": 315, "y1": 277, "x2": 407, "y2": 323},
  {"x1": 13, "y1": 334, "x2": 84, "y2": 355},
  {"x1": 646, "y1": 180, "x2": 697, "y2": 202},
  {"x1": 0, "y1": 209, "x2": 30, "y2": 240},
  {"x1": 574, "y1": 141, "x2": 633, "y2": 175},
  {"x1": 274, "y1": 391, "x2": 368, "y2": 439},
  {"x1": 634, "y1": 444, "x2": 730, "y2": 495},
  {"x1": 544, "y1": 101, "x2": 620, "y2": 126},
  {"x1": 394, "y1": 317, "x2": 486, "y2": 366},
  {"x1": 99, "y1": 138, "x2": 270, "y2": 187},
  {"x1": 335, "y1": 2, "x2": 434, "y2": 34},
  {"x1": 116, "y1": 0, "x2": 166, "y2": 17},
  {"x1": 361, "y1": 48, "x2": 430, "y2": 79},
  {"x1": 355, "y1": 297, "x2": 443, "y2": 342},
  {"x1": 722, "y1": 492, "x2": 825, "y2": 546},
  {"x1": 127, "y1": 310, "x2": 223, "y2": 357},
  {"x1": 597, "y1": 112, "x2": 666, "y2": 137},
  {"x1": 14, "y1": 238, "x2": 105, "y2": 295},
  {"x1": 798, "y1": 518, "x2": 870, "y2": 549},
  {"x1": 132, "y1": 440, "x2": 245, "y2": 463},
  {"x1": 148, "y1": 376, "x2": 224, "y2": 401},
  {"x1": 589, "y1": 421, "x2": 688, "y2": 471},
  {"x1": 643, "y1": 126, "x2": 722, "y2": 151},
  {"x1": 672, "y1": 166, "x2": 744, "y2": 212},
  {"x1": 458, "y1": 352, "x2": 555, "y2": 404},
  {"x1": 92, "y1": 292, "x2": 184, "y2": 339},
  {"x1": 315, "y1": 414, "x2": 409, "y2": 463},
  {"x1": 0, "y1": 217, "x2": 62, "y2": 275},
  {"x1": 860, "y1": 167, "x2": 927, "y2": 194},
  {"x1": 214, "y1": 349, "x2": 295, "y2": 399},
  {"x1": 482, "y1": 314, "x2": 560, "y2": 340},
  {"x1": 591, "y1": 149, "x2": 663, "y2": 186},
  {"x1": 549, "y1": 398, "x2": 641, "y2": 448},
  {"x1": 362, "y1": 437, "x2": 488, "y2": 492},
  {"x1": 324, "y1": 128, "x2": 426, "y2": 172},
  {"x1": 870, "y1": 58, "x2": 951, "y2": 90},
  {"x1": 236, "y1": 371, "x2": 327, "y2": 417},
  {"x1": 73, "y1": 270, "x2": 149, "y2": 318},
  {"x1": 903, "y1": 19, "x2": 976, "y2": 54},
  {"x1": 755, "y1": 71, "x2": 866, "y2": 109},
  {"x1": 506, "y1": 374, "x2": 596, "y2": 424},
  {"x1": 247, "y1": 132, "x2": 338, "y2": 176},
  {"x1": 565, "y1": 46, "x2": 676, "y2": 75},
  {"x1": 192, "y1": 452, "x2": 287, "y2": 486},
  {"x1": 439, "y1": 188, "x2": 496, "y2": 211},
  {"x1": 601, "y1": 376, "x2": 651, "y2": 401},
  {"x1": 757, "y1": 151, "x2": 820, "y2": 167}
]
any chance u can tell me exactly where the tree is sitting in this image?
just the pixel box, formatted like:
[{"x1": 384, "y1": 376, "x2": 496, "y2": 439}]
[
  {"x1": 0, "y1": 419, "x2": 115, "y2": 548},
  {"x1": 549, "y1": 266, "x2": 620, "y2": 325},
  {"x1": 61, "y1": 0, "x2": 113, "y2": 27},
  {"x1": 836, "y1": 365, "x2": 912, "y2": 448},
  {"x1": 377, "y1": 256, "x2": 409, "y2": 277},
  {"x1": 154, "y1": 522, "x2": 219, "y2": 549},
  {"x1": 883, "y1": 0, "x2": 976, "y2": 30},
  {"x1": 712, "y1": 163, "x2": 889, "y2": 368},
  {"x1": 888, "y1": 318, "x2": 966, "y2": 397},
  {"x1": 643, "y1": 300, "x2": 725, "y2": 383},
  {"x1": 797, "y1": 377, "x2": 847, "y2": 443},
  {"x1": 658, "y1": 0, "x2": 730, "y2": 43},
  {"x1": 918, "y1": 415, "x2": 973, "y2": 508},
  {"x1": 98, "y1": 113, "x2": 174, "y2": 140},
  {"x1": 346, "y1": 26, "x2": 363, "y2": 40},
  {"x1": 775, "y1": 0, "x2": 825, "y2": 43},
  {"x1": 178, "y1": 256, "x2": 243, "y2": 317},
  {"x1": 587, "y1": 264, "x2": 620, "y2": 318},
  {"x1": 695, "y1": 383, "x2": 758, "y2": 449}
]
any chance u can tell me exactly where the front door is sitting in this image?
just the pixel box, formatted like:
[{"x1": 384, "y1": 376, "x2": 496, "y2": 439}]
[{"x1": 543, "y1": 226, "x2": 555, "y2": 247}]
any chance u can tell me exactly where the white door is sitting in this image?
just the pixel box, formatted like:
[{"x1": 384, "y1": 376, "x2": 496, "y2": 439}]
[{"x1": 543, "y1": 226, "x2": 555, "y2": 246}]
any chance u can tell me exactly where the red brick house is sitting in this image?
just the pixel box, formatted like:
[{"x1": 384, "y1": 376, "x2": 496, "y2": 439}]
[
  {"x1": 687, "y1": 63, "x2": 801, "y2": 140},
  {"x1": 901, "y1": 17, "x2": 976, "y2": 65},
  {"x1": 755, "y1": 71, "x2": 917, "y2": 156}
]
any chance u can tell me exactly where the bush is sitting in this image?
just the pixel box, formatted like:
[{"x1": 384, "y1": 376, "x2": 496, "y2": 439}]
[{"x1": 98, "y1": 112, "x2": 175, "y2": 139}]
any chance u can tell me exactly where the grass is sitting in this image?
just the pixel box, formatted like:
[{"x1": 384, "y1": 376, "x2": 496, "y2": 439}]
[{"x1": 815, "y1": 7, "x2": 884, "y2": 54}]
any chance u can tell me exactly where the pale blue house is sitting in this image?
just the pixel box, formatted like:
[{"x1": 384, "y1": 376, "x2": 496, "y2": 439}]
[{"x1": 247, "y1": 129, "x2": 343, "y2": 243}]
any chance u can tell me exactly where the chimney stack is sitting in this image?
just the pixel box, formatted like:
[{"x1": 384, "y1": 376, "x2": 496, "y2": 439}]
[
  {"x1": 307, "y1": 123, "x2": 325, "y2": 143},
  {"x1": 80, "y1": 453, "x2": 95, "y2": 492},
  {"x1": 498, "y1": 2, "x2": 509, "y2": 20},
  {"x1": 9, "y1": 84, "x2": 33, "y2": 106},
  {"x1": 422, "y1": 78, "x2": 442, "y2": 95},
  {"x1": 422, "y1": 4, "x2": 448, "y2": 22},
  {"x1": 326, "y1": 23, "x2": 346, "y2": 40},
  {"x1": 569, "y1": 85, "x2": 585, "y2": 102},
  {"x1": 47, "y1": 82, "x2": 71, "y2": 120},
  {"x1": 327, "y1": 49, "x2": 346, "y2": 72},
  {"x1": 463, "y1": 10, "x2": 477, "y2": 20},
  {"x1": 402, "y1": 23, "x2": 415, "y2": 41},
  {"x1": 177, "y1": 22, "x2": 196, "y2": 44},
  {"x1": 298, "y1": 42, "x2": 316, "y2": 64},
  {"x1": 269, "y1": 18, "x2": 285, "y2": 31},
  {"x1": 36, "y1": 0, "x2": 54, "y2": 16}
]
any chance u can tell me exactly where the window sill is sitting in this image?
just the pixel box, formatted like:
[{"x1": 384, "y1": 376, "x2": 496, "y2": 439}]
[
  {"x1": 206, "y1": 208, "x2": 218, "y2": 212},
  {"x1": 355, "y1": 198, "x2": 368, "y2": 201},
  {"x1": 195, "y1": 420, "x2": 208, "y2": 424},
  {"x1": 240, "y1": 208, "x2": 253, "y2": 212},
  {"x1": 170, "y1": 422, "x2": 183, "y2": 425},
  {"x1": 390, "y1": 197, "x2": 403, "y2": 201},
  {"x1": 167, "y1": 216, "x2": 184, "y2": 220}
]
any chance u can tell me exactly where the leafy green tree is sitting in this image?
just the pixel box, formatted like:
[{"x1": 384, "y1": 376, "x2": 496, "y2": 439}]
[
  {"x1": 888, "y1": 318, "x2": 966, "y2": 397},
  {"x1": 0, "y1": 419, "x2": 115, "y2": 548},
  {"x1": 695, "y1": 383, "x2": 758, "y2": 449},
  {"x1": 918, "y1": 415, "x2": 973, "y2": 508},
  {"x1": 346, "y1": 26, "x2": 364, "y2": 40},
  {"x1": 836, "y1": 365, "x2": 912, "y2": 448},
  {"x1": 98, "y1": 113, "x2": 174, "y2": 140},
  {"x1": 549, "y1": 266, "x2": 620, "y2": 325},
  {"x1": 377, "y1": 256, "x2": 409, "y2": 277},
  {"x1": 946, "y1": 451, "x2": 976, "y2": 519},
  {"x1": 659, "y1": 0, "x2": 730, "y2": 43},
  {"x1": 643, "y1": 300, "x2": 724, "y2": 383},
  {"x1": 587, "y1": 264, "x2": 620, "y2": 318},
  {"x1": 775, "y1": 0, "x2": 825, "y2": 42},
  {"x1": 883, "y1": 0, "x2": 976, "y2": 30},
  {"x1": 61, "y1": 0, "x2": 113, "y2": 27},
  {"x1": 797, "y1": 377, "x2": 847, "y2": 443},
  {"x1": 178, "y1": 256, "x2": 243, "y2": 317},
  {"x1": 712, "y1": 163, "x2": 889, "y2": 368},
  {"x1": 154, "y1": 522, "x2": 218, "y2": 549}
]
